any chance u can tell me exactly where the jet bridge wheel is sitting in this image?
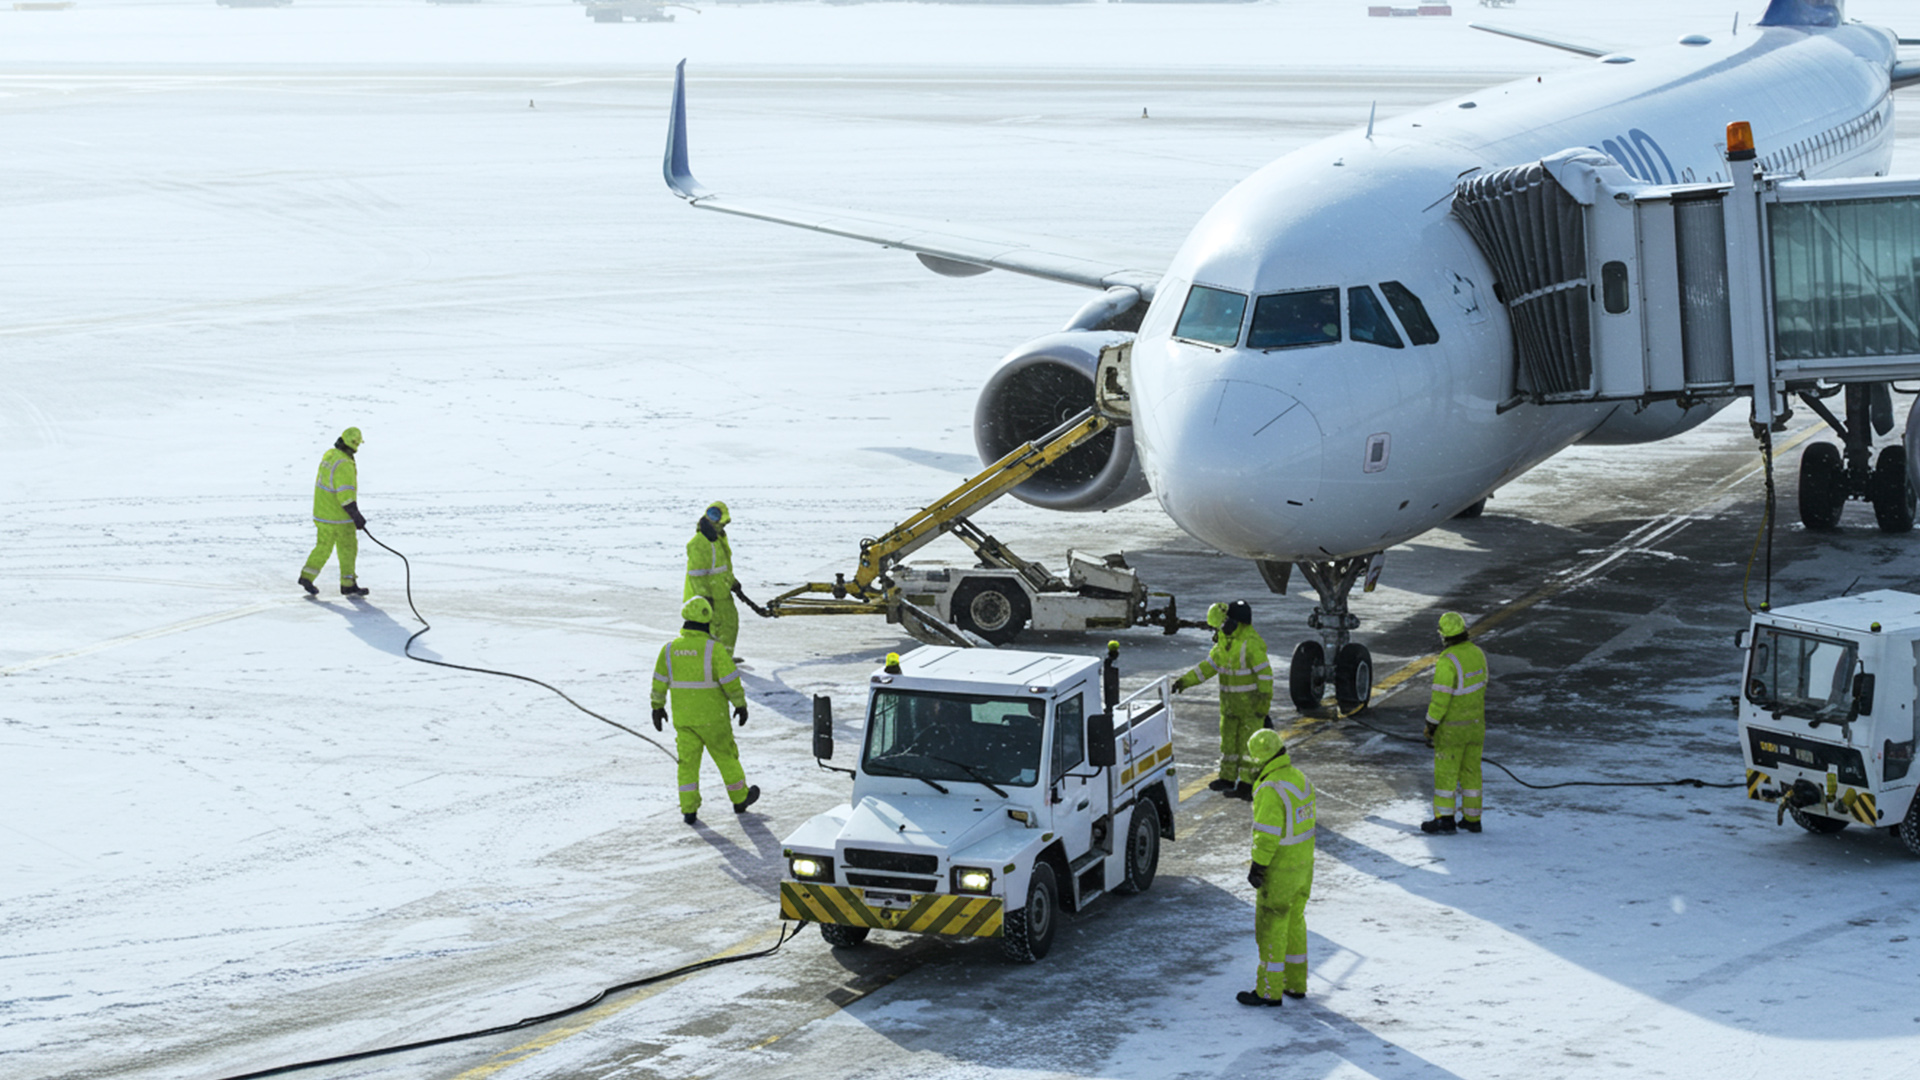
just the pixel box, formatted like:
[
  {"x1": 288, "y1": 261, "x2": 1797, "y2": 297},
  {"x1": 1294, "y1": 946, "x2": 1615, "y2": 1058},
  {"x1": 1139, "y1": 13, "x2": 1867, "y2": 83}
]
[
  {"x1": 1798, "y1": 443, "x2": 1847, "y2": 530},
  {"x1": 951, "y1": 577, "x2": 1030, "y2": 646},
  {"x1": 1001, "y1": 861, "x2": 1059, "y2": 963},
  {"x1": 1787, "y1": 806, "x2": 1849, "y2": 835},
  {"x1": 1333, "y1": 643, "x2": 1373, "y2": 714},
  {"x1": 1289, "y1": 641, "x2": 1327, "y2": 712},
  {"x1": 1870, "y1": 446, "x2": 1915, "y2": 534}
]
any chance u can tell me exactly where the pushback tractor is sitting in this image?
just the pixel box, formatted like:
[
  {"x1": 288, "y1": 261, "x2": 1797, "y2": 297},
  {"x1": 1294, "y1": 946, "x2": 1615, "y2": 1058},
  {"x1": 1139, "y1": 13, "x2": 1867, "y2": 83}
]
[
  {"x1": 1739, "y1": 590, "x2": 1920, "y2": 853},
  {"x1": 779, "y1": 643, "x2": 1177, "y2": 961}
]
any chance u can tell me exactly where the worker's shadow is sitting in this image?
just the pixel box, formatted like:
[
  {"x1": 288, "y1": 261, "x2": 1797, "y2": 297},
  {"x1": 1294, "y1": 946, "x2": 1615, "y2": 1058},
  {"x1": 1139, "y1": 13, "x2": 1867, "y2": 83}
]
[
  {"x1": 314, "y1": 597, "x2": 444, "y2": 662},
  {"x1": 692, "y1": 812, "x2": 784, "y2": 899}
]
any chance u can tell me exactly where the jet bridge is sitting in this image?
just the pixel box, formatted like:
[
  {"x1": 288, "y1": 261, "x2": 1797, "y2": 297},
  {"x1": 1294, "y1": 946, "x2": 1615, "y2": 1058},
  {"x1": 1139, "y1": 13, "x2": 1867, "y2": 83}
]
[{"x1": 1454, "y1": 132, "x2": 1920, "y2": 530}]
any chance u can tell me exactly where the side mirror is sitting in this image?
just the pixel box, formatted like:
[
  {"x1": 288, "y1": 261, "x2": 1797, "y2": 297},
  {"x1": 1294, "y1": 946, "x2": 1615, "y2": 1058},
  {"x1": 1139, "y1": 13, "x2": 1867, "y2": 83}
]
[
  {"x1": 1087, "y1": 711, "x2": 1116, "y2": 769},
  {"x1": 1852, "y1": 672, "x2": 1876, "y2": 717},
  {"x1": 812, "y1": 694, "x2": 834, "y2": 761},
  {"x1": 1733, "y1": 628, "x2": 1747, "y2": 648}
]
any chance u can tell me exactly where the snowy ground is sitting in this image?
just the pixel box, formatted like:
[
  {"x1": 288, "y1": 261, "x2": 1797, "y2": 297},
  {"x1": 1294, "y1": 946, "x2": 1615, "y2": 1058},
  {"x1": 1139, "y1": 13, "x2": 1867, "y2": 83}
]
[{"x1": 6, "y1": 2, "x2": 1920, "y2": 1079}]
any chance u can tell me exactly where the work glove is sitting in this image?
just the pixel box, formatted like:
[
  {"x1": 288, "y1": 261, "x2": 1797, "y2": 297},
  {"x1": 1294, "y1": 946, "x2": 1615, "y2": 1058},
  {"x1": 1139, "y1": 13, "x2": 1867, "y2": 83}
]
[
  {"x1": 1423, "y1": 722, "x2": 1436, "y2": 749},
  {"x1": 734, "y1": 706, "x2": 749, "y2": 727},
  {"x1": 651, "y1": 707, "x2": 667, "y2": 732},
  {"x1": 1172, "y1": 680, "x2": 1187, "y2": 694},
  {"x1": 1264, "y1": 714, "x2": 1274, "y2": 730},
  {"x1": 343, "y1": 501, "x2": 367, "y2": 530},
  {"x1": 1246, "y1": 862, "x2": 1267, "y2": 889}
]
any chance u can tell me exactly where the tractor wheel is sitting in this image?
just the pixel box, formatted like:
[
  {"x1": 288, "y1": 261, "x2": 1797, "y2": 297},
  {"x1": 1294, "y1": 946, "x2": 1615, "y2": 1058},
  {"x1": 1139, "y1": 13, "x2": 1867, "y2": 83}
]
[
  {"x1": 1289, "y1": 640, "x2": 1326, "y2": 712},
  {"x1": 1788, "y1": 805, "x2": 1849, "y2": 835},
  {"x1": 820, "y1": 923, "x2": 870, "y2": 948},
  {"x1": 1798, "y1": 442, "x2": 1846, "y2": 530},
  {"x1": 951, "y1": 577, "x2": 1031, "y2": 646},
  {"x1": 1001, "y1": 861, "x2": 1059, "y2": 963},
  {"x1": 1898, "y1": 795, "x2": 1920, "y2": 857},
  {"x1": 1118, "y1": 799, "x2": 1161, "y2": 895}
]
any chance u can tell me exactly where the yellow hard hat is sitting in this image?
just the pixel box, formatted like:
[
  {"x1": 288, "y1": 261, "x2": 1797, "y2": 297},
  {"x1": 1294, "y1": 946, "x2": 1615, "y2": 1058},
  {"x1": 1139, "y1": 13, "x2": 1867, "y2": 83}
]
[
  {"x1": 1247, "y1": 727, "x2": 1283, "y2": 764},
  {"x1": 1438, "y1": 611, "x2": 1468, "y2": 638},
  {"x1": 340, "y1": 426, "x2": 363, "y2": 449},
  {"x1": 682, "y1": 595, "x2": 714, "y2": 622},
  {"x1": 1206, "y1": 603, "x2": 1228, "y2": 629},
  {"x1": 704, "y1": 501, "x2": 731, "y2": 527}
]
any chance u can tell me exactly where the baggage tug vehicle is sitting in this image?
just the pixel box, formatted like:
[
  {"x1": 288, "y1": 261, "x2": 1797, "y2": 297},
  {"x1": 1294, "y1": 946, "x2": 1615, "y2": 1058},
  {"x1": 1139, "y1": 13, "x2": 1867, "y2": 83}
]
[{"x1": 781, "y1": 644, "x2": 1177, "y2": 961}]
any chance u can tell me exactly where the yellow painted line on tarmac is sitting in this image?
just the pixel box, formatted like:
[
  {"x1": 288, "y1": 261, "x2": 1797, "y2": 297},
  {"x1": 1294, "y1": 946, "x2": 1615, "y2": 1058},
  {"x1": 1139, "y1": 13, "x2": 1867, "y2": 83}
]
[
  {"x1": 449, "y1": 926, "x2": 786, "y2": 1080},
  {"x1": 1, "y1": 598, "x2": 296, "y2": 676}
]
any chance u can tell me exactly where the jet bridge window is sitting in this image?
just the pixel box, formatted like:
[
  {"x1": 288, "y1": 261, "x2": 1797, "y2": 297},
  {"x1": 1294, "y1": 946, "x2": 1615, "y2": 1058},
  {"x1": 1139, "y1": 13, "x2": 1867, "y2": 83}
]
[
  {"x1": 1746, "y1": 627, "x2": 1858, "y2": 724},
  {"x1": 1174, "y1": 285, "x2": 1248, "y2": 347},
  {"x1": 1379, "y1": 281, "x2": 1440, "y2": 346},
  {"x1": 1248, "y1": 288, "x2": 1341, "y2": 350},
  {"x1": 1349, "y1": 286, "x2": 1405, "y2": 349}
]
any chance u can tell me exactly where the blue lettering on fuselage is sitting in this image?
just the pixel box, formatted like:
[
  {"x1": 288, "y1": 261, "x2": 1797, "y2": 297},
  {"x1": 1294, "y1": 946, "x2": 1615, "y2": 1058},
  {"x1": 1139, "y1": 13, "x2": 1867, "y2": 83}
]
[{"x1": 1593, "y1": 128, "x2": 1677, "y2": 184}]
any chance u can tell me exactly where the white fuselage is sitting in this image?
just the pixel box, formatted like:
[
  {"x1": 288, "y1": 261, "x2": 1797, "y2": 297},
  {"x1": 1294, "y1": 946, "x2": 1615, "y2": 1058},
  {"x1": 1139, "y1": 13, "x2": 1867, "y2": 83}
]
[{"x1": 1130, "y1": 24, "x2": 1901, "y2": 562}]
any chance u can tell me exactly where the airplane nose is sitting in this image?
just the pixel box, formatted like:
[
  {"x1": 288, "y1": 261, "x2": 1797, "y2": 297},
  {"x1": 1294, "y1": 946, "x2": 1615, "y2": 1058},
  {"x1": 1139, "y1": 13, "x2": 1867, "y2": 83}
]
[{"x1": 1143, "y1": 377, "x2": 1323, "y2": 559}]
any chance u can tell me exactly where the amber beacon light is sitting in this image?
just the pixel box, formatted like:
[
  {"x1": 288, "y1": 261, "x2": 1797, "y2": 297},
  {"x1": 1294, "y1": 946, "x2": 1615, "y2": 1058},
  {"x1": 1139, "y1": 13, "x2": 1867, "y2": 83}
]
[{"x1": 1727, "y1": 120, "x2": 1757, "y2": 161}]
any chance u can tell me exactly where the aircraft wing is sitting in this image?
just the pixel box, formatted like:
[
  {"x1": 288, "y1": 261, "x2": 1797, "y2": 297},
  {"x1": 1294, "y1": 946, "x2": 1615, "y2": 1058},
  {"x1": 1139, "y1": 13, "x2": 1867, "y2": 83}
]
[
  {"x1": 1468, "y1": 23, "x2": 1611, "y2": 58},
  {"x1": 661, "y1": 62, "x2": 1166, "y2": 299},
  {"x1": 1896, "y1": 59, "x2": 1920, "y2": 90}
]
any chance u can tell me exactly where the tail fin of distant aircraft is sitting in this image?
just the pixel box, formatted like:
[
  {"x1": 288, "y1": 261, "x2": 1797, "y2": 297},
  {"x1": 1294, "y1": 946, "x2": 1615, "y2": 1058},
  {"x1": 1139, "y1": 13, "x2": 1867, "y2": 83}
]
[{"x1": 1755, "y1": 0, "x2": 1842, "y2": 29}]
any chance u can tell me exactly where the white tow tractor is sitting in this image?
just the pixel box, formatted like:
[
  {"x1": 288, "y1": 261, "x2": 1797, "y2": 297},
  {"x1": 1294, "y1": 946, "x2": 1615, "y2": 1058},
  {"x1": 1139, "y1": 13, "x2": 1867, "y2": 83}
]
[
  {"x1": 1738, "y1": 590, "x2": 1920, "y2": 853},
  {"x1": 779, "y1": 643, "x2": 1177, "y2": 961}
]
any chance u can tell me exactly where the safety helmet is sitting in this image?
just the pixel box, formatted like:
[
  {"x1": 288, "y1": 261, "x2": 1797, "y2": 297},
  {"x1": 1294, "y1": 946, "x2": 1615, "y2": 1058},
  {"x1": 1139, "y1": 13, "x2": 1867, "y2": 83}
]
[
  {"x1": 1226, "y1": 599, "x2": 1253, "y2": 626},
  {"x1": 682, "y1": 595, "x2": 714, "y2": 623},
  {"x1": 340, "y1": 426, "x2": 364, "y2": 449},
  {"x1": 704, "y1": 501, "x2": 731, "y2": 527},
  {"x1": 1247, "y1": 727, "x2": 1284, "y2": 764},
  {"x1": 1206, "y1": 602, "x2": 1228, "y2": 629},
  {"x1": 1438, "y1": 611, "x2": 1468, "y2": 638}
]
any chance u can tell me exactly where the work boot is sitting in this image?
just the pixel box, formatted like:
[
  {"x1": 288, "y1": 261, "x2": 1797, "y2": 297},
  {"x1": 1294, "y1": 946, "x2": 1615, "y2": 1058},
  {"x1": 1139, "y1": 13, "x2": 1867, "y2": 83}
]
[
  {"x1": 1284, "y1": 990, "x2": 1306, "y2": 1001},
  {"x1": 1233, "y1": 782, "x2": 1254, "y2": 801},
  {"x1": 298, "y1": 577, "x2": 317, "y2": 596},
  {"x1": 1236, "y1": 990, "x2": 1283, "y2": 1007},
  {"x1": 683, "y1": 812, "x2": 698, "y2": 825},
  {"x1": 1208, "y1": 778, "x2": 1234, "y2": 792},
  {"x1": 1421, "y1": 815, "x2": 1457, "y2": 835},
  {"x1": 1459, "y1": 818, "x2": 1482, "y2": 833},
  {"x1": 734, "y1": 785, "x2": 761, "y2": 814},
  {"x1": 341, "y1": 583, "x2": 369, "y2": 597}
]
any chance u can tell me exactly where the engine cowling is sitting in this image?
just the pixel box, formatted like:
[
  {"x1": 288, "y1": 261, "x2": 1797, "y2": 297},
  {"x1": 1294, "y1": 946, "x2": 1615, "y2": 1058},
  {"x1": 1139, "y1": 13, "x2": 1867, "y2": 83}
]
[{"x1": 973, "y1": 331, "x2": 1150, "y2": 512}]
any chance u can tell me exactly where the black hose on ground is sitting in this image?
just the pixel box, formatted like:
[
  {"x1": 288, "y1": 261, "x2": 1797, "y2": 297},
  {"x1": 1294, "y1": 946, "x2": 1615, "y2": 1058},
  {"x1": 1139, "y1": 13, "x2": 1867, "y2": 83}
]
[
  {"x1": 1337, "y1": 712, "x2": 1744, "y2": 790},
  {"x1": 211, "y1": 921, "x2": 807, "y2": 1080},
  {"x1": 361, "y1": 528, "x2": 676, "y2": 763}
]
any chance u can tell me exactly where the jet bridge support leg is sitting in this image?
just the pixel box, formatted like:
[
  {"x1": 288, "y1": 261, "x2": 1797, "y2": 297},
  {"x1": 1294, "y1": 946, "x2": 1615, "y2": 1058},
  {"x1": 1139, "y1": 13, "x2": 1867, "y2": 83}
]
[
  {"x1": 1279, "y1": 557, "x2": 1374, "y2": 715},
  {"x1": 1794, "y1": 383, "x2": 1913, "y2": 534}
]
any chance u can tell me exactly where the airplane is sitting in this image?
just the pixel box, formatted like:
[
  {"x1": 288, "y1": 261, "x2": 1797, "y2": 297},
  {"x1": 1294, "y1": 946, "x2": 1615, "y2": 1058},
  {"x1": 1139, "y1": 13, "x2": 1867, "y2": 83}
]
[{"x1": 662, "y1": 0, "x2": 1920, "y2": 712}]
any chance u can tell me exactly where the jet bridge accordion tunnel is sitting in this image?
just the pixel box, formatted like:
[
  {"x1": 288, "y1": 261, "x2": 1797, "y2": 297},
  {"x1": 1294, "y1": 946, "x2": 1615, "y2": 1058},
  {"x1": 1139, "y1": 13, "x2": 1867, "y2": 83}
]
[{"x1": 1451, "y1": 146, "x2": 1920, "y2": 434}]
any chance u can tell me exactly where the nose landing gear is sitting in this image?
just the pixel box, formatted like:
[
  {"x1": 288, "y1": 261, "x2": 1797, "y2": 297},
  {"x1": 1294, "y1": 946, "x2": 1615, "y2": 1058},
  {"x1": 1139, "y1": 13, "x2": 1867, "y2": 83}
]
[
  {"x1": 1795, "y1": 383, "x2": 1915, "y2": 534},
  {"x1": 1261, "y1": 556, "x2": 1377, "y2": 714}
]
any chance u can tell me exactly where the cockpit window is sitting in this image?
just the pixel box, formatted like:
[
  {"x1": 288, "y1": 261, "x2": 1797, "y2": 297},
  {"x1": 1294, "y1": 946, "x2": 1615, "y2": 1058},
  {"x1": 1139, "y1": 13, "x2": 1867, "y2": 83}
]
[
  {"x1": 1174, "y1": 285, "x2": 1247, "y2": 347},
  {"x1": 1349, "y1": 286, "x2": 1404, "y2": 349},
  {"x1": 1379, "y1": 281, "x2": 1440, "y2": 346},
  {"x1": 1248, "y1": 288, "x2": 1340, "y2": 350}
]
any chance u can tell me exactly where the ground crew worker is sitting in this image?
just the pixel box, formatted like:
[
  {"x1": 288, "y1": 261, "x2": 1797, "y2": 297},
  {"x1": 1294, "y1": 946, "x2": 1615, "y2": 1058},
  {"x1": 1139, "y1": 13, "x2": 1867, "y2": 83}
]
[
  {"x1": 298, "y1": 427, "x2": 370, "y2": 597},
  {"x1": 650, "y1": 595, "x2": 760, "y2": 825},
  {"x1": 1172, "y1": 599, "x2": 1273, "y2": 800},
  {"x1": 685, "y1": 501, "x2": 748, "y2": 657},
  {"x1": 1422, "y1": 611, "x2": 1488, "y2": 835},
  {"x1": 1241, "y1": 727, "x2": 1315, "y2": 1007}
]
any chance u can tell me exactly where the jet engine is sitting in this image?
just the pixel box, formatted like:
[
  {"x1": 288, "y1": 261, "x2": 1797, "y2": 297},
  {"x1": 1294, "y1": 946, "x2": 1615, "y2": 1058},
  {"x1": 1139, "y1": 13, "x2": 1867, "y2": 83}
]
[{"x1": 973, "y1": 330, "x2": 1149, "y2": 512}]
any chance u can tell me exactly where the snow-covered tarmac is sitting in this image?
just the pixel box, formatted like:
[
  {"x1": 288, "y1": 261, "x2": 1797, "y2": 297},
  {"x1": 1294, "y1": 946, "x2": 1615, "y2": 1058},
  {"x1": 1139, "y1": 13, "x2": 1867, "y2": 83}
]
[{"x1": 7, "y1": 2, "x2": 1920, "y2": 1078}]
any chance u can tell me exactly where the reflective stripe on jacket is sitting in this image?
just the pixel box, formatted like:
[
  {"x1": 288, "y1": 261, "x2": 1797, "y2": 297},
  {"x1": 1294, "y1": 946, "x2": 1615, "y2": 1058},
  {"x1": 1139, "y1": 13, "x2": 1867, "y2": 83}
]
[
  {"x1": 312, "y1": 447, "x2": 358, "y2": 525},
  {"x1": 685, "y1": 530, "x2": 734, "y2": 599},
  {"x1": 1427, "y1": 641, "x2": 1488, "y2": 735},
  {"x1": 1250, "y1": 752, "x2": 1316, "y2": 880},
  {"x1": 650, "y1": 628, "x2": 747, "y2": 724},
  {"x1": 1174, "y1": 624, "x2": 1274, "y2": 719}
]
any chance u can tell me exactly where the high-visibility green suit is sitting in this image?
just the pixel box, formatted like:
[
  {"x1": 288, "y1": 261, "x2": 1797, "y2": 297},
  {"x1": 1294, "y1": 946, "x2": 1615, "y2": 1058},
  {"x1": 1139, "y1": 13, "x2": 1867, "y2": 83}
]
[
  {"x1": 1427, "y1": 640, "x2": 1488, "y2": 823},
  {"x1": 1250, "y1": 741, "x2": 1316, "y2": 999},
  {"x1": 685, "y1": 505, "x2": 739, "y2": 654},
  {"x1": 302, "y1": 442, "x2": 361, "y2": 588},
  {"x1": 651, "y1": 625, "x2": 750, "y2": 815},
  {"x1": 1174, "y1": 624, "x2": 1274, "y2": 784}
]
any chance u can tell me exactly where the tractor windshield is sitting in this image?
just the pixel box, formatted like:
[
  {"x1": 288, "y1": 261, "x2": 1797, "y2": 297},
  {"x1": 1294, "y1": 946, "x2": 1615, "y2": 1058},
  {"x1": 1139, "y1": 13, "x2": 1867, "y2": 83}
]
[
  {"x1": 1746, "y1": 626, "x2": 1857, "y2": 723},
  {"x1": 863, "y1": 689, "x2": 1044, "y2": 788}
]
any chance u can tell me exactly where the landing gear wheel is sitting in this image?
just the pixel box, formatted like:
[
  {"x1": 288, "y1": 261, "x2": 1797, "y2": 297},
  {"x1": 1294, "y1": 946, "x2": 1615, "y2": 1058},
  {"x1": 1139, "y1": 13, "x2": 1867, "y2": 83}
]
[
  {"x1": 1001, "y1": 861, "x2": 1059, "y2": 962},
  {"x1": 1798, "y1": 442, "x2": 1847, "y2": 530},
  {"x1": 1333, "y1": 642, "x2": 1373, "y2": 714},
  {"x1": 819, "y1": 923, "x2": 870, "y2": 948},
  {"x1": 1289, "y1": 641, "x2": 1326, "y2": 712},
  {"x1": 1871, "y1": 445, "x2": 1915, "y2": 534},
  {"x1": 1455, "y1": 497, "x2": 1487, "y2": 519},
  {"x1": 1899, "y1": 793, "x2": 1920, "y2": 857},
  {"x1": 1788, "y1": 806, "x2": 1849, "y2": 835},
  {"x1": 1119, "y1": 799, "x2": 1161, "y2": 895},
  {"x1": 951, "y1": 577, "x2": 1031, "y2": 646}
]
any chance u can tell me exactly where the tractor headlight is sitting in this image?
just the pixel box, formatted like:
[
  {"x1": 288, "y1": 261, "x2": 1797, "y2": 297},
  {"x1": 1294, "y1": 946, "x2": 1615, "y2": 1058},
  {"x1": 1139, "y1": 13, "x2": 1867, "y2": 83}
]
[
  {"x1": 789, "y1": 855, "x2": 833, "y2": 882},
  {"x1": 952, "y1": 866, "x2": 994, "y2": 895}
]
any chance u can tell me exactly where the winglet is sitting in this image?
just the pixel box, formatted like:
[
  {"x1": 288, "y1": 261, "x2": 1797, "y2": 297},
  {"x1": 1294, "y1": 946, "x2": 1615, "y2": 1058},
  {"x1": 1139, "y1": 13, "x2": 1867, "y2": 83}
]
[{"x1": 664, "y1": 60, "x2": 710, "y2": 201}]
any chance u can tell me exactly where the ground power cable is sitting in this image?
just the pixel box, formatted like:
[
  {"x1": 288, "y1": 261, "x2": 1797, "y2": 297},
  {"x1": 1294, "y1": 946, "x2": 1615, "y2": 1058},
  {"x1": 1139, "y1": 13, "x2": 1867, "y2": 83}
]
[
  {"x1": 210, "y1": 921, "x2": 807, "y2": 1080},
  {"x1": 1336, "y1": 711, "x2": 1742, "y2": 790},
  {"x1": 361, "y1": 529, "x2": 677, "y2": 763}
]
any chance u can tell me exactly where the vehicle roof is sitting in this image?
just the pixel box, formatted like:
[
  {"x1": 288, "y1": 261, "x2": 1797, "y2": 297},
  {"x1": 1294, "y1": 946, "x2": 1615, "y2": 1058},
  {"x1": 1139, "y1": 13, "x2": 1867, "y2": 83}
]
[
  {"x1": 1760, "y1": 590, "x2": 1920, "y2": 636},
  {"x1": 875, "y1": 646, "x2": 1099, "y2": 695}
]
